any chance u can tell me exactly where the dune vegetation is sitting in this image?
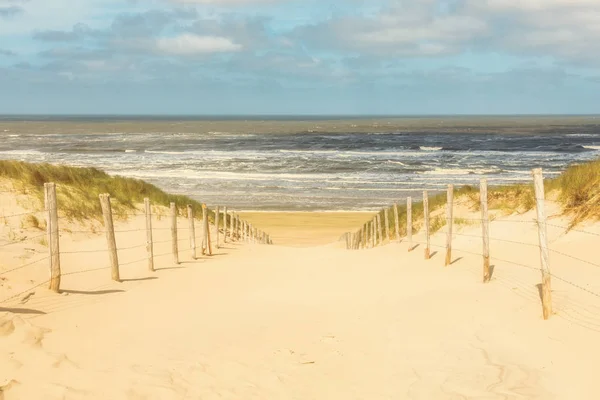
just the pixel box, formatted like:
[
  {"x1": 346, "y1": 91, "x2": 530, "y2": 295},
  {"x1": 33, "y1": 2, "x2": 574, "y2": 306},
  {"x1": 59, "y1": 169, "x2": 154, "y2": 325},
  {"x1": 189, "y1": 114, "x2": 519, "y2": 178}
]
[
  {"x1": 371, "y1": 158, "x2": 600, "y2": 236},
  {"x1": 1, "y1": 158, "x2": 598, "y2": 231},
  {"x1": 0, "y1": 160, "x2": 211, "y2": 221}
]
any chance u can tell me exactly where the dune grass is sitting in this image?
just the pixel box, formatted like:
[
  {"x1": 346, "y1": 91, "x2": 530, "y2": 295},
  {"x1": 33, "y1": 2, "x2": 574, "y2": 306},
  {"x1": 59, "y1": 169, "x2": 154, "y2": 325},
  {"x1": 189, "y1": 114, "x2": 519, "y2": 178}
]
[
  {"x1": 546, "y1": 158, "x2": 600, "y2": 226},
  {"x1": 365, "y1": 158, "x2": 600, "y2": 239},
  {"x1": 0, "y1": 160, "x2": 212, "y2": 221}
]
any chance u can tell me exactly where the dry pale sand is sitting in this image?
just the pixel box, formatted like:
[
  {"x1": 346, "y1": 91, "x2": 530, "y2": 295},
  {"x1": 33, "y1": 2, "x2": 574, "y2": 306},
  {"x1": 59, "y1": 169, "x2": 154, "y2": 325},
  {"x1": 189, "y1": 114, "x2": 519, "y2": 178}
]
[
  {"x1": 239, "y1": 212, "x2": 372, "y2": 247},
  {"x1": 2, "y1": 190, "x2": 600, "y2": 399}
]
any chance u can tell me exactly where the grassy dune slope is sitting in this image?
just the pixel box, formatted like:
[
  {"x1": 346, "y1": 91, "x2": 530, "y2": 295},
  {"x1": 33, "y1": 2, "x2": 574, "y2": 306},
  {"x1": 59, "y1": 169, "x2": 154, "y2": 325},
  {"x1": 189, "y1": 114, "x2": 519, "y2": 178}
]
[
  {"x1": 370, "y1": 158, "x2": 600, "y2": 237},
  {"x1": 0, "y1": 160, "x2": 212, "y2": 221}
]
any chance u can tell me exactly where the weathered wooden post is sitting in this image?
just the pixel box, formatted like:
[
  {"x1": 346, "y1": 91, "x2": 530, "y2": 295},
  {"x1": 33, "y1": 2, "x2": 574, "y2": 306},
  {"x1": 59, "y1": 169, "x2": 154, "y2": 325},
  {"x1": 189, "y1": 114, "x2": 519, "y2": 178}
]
[
  {"x1": 208, "y1": 206, "x2": 214, "y2": 255},
  {"x1": 187, "y1": 205, "x2": 196, "y2": 260},
  {"x1": 99, "y1": 193, "x2": 120, "y2": 281},
  {"x1": 144, "y1": 198, "x2": 154, "y2": 271},
  {"x1": 371, "y1": 218, "x2": 376, "y2": 248},
  {"x1": 533, "y1": 168, "x2": 553, "y2": 320},
  {"x1": 377, "y1": 212, "x2": 383, "y2": 245},
  {"x1": 480, "y1": 179, "x2": 491, "y2": 283},
  {"x1": 223, "y1": 207, "x2": 228, "y2": 243},
  {"x1": 170, "y1": 202, "x2": 179, "y2": 265},
  {"x1": 384, "y1": 208, "x2": 390, "y2": 241},
  {"x1": 231, "y1": 214, "x2": 236, "y2": 240},
  {"x1": 202, "y1": 204, "x2": 208, "y2": 254},
  {"x1": 445, "y1": 184, "x2": 454, "y2": 266},
  {"x1": 202, "y1": 204, "x2": 213, "y2": 255},
  {"x1": 44, "y1": 183, "x2": 61, "y2": 292},
  {"x1": 215, "y1": 206, "x2": 220, "y2": 249},
  {"x1": 394, "y1": 202, "x2": 400, "y2": 243},
  {"x1": 362, "y1": 223, "x2": 368, "y2": 249},
  {"x1": 407, "y1": 197, "x2": 413, "y2": 251},
  {"x1": 423, "y1": 191, "x2": 430, "y2": 260}
]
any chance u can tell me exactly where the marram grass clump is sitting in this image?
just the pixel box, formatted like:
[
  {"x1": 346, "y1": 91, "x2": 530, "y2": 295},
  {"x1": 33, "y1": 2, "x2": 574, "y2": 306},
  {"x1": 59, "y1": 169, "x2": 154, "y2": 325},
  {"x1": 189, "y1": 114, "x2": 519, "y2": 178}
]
[
  {"x1": 0, "y1": 160, "x2": 212, "y2": 221},
  {"x1": 363, "y1": 158, "x2": 600, "y2": 238},
  {"x1": 546, "y1": 158, "x2": 600, "y2": 226}
]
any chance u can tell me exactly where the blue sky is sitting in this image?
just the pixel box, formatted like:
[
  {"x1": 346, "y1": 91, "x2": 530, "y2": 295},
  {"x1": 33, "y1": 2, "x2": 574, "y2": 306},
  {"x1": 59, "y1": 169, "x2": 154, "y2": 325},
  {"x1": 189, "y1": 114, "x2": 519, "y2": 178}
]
[{"x1": 1, "y1": 0, "x2": 600, "y2": 115}]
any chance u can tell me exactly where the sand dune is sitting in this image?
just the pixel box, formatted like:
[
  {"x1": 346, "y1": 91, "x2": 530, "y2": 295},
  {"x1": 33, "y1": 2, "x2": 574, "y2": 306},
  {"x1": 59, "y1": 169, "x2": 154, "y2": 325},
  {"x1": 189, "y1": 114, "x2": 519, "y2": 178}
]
[{"x1": 2, "y1": 195, "x2": 600, "y2": 398}]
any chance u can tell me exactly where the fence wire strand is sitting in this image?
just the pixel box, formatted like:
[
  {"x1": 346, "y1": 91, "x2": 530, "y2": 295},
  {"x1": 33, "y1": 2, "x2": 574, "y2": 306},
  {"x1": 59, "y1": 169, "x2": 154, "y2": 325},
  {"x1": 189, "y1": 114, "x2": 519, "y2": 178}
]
[
  {"x1": 0, "y1": 255, "x2": 50, "y2": 276},
  {"x1": 0, "y1": 232, "x2": 47, "y2": 248},
  {"x1": 0, "y1": 279, "x2": 51, "y2": 304},
  {"x1": 0, "y1": 210, "x2": 45, "y2": 219}
]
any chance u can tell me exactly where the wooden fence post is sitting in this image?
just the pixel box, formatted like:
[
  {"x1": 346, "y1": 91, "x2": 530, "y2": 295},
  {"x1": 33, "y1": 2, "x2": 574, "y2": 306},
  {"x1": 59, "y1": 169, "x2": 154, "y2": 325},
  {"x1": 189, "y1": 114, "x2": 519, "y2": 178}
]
[
  {"x1": 423, "y1": 191, "x2": 430, "y2": 260},
  {"x1": 215, "y1": 206, "x2": 220, "y2": 249},
  {"x1": 201, "y1": 205, "x2": 207, "y2": 253},
  {"x1": 99, "y1": 193, "x2": 120, "y2": 282},
  {"x1": 362, "y1": 223, "x2": 367, "y2": 249},
  {"x1": 144, "y1": 198, "x2": 154, "y2": 272},
  {"x1": 394, "y1": 203, "x2": 400, "y2": 243},
  {"x1": 223, "y1": 207, "x2": 228, "y2": 243},
  {"x1": 445, "y1": 184, "x2": 454, "y2": 266},
  {"x1": 407, "y1": 197, "x2": 413, "y2": 252},
  {"x1": 170, "y1": 202, "x2": 179, "y2": 265},
  {"x1": 371, "y1": 218, "x2": 376, "y2": 248},
  {"x1": 187, "y1": 205, "x2": 196, "y2": 260},
  {"x1": 533, "y1": 168, "x2": 553, "y2": 320},
  {"x1": 377, "y1": 212, "x2": 383, "y2": 245},
  {"x1": 202, "y1": 204, "x2": 212, "y2": 255},
  {"x1": 384, "y1": 208, "x2": 390, "y2": 241},
  {"x1": 44, "y1": 183, "x2": 61, "y2": 292},
  {"x1": 480, "y1": 179, "x2": 491, "y2": 283},
  {"x1": 231, "y1": 214, "x2": 236, "y2": 240}
]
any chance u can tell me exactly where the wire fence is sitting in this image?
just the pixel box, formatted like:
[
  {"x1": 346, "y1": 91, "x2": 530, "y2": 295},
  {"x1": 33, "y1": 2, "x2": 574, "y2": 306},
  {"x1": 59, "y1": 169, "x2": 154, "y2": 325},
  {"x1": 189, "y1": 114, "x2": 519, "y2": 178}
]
[
  {"x1": 344, "y1": 170, "x2": 600, "y2": 321},
  {"x1": 0, "y1": 184, "x2": 273, "y2": 306}
]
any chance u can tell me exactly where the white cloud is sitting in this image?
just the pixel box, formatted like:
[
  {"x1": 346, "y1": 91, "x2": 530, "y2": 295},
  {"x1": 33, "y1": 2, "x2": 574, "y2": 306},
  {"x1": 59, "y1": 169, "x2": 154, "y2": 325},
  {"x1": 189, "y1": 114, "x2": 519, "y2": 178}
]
[{"x1": 156, "y1": 33, "x2": 242, "y2": 55}]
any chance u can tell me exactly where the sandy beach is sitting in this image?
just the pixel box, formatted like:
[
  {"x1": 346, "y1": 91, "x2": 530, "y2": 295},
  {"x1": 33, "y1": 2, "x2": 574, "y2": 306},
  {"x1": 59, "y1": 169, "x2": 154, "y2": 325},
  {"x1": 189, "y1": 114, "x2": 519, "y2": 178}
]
[
  {"x1": 2, "y1": 186, "x2": 600, "y2": 399},
  {"x1": 239, "y1": 212, "x2": 372, "y2": 247}
]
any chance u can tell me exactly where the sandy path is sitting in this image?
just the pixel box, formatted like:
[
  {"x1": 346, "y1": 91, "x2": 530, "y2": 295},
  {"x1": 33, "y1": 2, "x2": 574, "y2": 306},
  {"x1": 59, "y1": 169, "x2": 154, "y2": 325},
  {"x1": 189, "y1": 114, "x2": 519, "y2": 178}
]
[
  {"x1": 2, "y1": 209, "x2": 600, "y2": 399},
  {"x1": 238, "y1": 212, "x2": 372, "y2": 247}
]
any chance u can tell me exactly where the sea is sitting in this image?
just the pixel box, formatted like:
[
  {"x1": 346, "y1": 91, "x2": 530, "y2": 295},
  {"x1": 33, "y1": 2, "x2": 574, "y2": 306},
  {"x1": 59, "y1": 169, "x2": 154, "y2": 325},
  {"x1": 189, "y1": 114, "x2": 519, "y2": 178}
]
[{"x1": 1, "y1": 115, "x2": 599, "y2": 211}]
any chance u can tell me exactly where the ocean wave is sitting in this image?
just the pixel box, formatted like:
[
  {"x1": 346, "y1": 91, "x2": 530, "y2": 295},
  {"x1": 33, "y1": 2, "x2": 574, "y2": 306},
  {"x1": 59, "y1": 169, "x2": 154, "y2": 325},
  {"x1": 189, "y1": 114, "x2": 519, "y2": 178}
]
[
  {"x1": 0, "y1": 149, "x2": 43, "y2": 156},
  {"x1": 583, "y1": 145, "x2": 600, "y2": 150},
  {"x1": 125, "y1": 149, "x2": 137, "y2": 153},
  {"x1": 145, "y1": 150, "x2": 187, "y2": 155},
  {"x1": 420, "y1": 168, "x2": 502, "y2": 175},
  {"x1": 420, "y1": 146, "x2": 442, "y2": 151}
]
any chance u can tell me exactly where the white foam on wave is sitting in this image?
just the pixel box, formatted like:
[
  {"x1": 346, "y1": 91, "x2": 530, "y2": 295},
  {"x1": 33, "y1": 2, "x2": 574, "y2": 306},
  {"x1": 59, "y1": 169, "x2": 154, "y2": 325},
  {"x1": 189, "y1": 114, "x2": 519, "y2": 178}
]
[
  {"x1": 119, "y1": 169, "x2": 333, "y2": 183},
  {"x1": 420, "y1": 168, "x2": 500, "y2": 175},
  {"x1": 0, "y1": 149, "x2": 42, "y2": 156},
  {"x1": 8, "y1": 134, "x2": 20, "y2": 137},
  {"x1": 279, "y1": 149, "x2": 339, "y2": 155},
  {"x1": 145, "y1": 150, "x2": 186, "y2": 155},
  {"x1": 584, "y1": 145, "x2": 600, "y2": 150},
  {"x1": 125, "y1": 149, "x2": 137, "y2": 153},
  {"x1": 420, "y1": 146, "x2": 442, "y2": 151},
  {"x1": 387, "y1": 160, "x2": 406, "y2": 166}
]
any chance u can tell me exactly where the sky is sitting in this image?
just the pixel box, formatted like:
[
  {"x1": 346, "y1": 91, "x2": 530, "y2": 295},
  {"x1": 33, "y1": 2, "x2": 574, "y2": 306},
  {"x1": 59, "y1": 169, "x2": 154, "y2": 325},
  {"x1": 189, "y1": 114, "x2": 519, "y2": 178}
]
[{"x1": 1, "y1": 0, "x2": 600, "y2": 115}]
